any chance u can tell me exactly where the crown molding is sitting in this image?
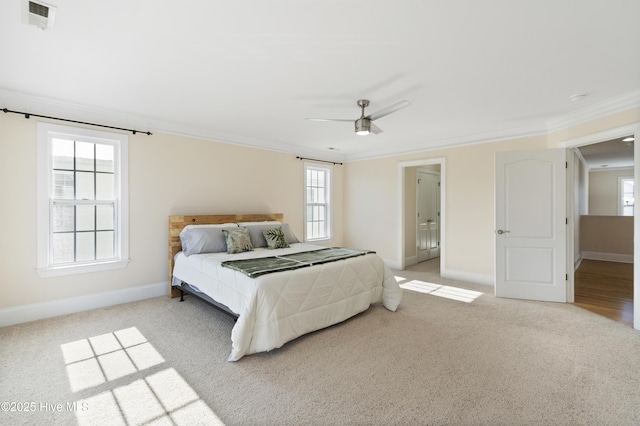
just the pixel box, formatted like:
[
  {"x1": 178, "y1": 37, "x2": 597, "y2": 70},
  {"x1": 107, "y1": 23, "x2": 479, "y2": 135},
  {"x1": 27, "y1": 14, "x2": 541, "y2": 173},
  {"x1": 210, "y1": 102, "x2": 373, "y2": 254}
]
[
  {"x1": 2, "y1": 87, "x2": 638, "y2": 165},
  {"x1": 345, "y1": 91, "x2": 640, "y2": 162},
  {"x1": 343, "y1": 123, "x2": 549, "y2": 162},
  {"x1": 545, "y1": 90, "x2": 640, "y2": 133},
  {"x1": 0, "y1": 88, "x2": 345, "y2": 164}
]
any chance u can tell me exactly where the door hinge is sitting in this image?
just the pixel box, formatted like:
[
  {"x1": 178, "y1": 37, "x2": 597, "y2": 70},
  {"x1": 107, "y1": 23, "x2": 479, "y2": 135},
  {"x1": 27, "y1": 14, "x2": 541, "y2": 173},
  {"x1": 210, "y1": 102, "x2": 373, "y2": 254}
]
[
  {"x1": 438, "y1": 182, "x2": 441, "y2": 187},
  {"x1": 566, "y1": 217, "x2": 568, "y2": 225},
  {"x1": 566, "y1": 274, "x2": 568, "y2": 281},
  {"x1": 565, "y1": 162, "x2": 568, "y2": 168}
]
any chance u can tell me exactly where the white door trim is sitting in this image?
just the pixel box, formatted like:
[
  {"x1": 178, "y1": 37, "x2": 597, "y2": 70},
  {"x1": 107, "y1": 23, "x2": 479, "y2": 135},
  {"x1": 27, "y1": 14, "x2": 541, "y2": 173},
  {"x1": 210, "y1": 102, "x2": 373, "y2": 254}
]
[{"x1": 559, "y1": 122, "x2": 640, "y2": 331}]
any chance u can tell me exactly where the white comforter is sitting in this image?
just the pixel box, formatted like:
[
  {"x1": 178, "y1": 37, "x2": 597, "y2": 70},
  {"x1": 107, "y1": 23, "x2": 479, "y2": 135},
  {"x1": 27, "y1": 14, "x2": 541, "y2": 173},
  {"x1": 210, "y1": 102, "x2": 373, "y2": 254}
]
[{"x1": 172, "y1": 243, "x2": 402, "y2": 361}]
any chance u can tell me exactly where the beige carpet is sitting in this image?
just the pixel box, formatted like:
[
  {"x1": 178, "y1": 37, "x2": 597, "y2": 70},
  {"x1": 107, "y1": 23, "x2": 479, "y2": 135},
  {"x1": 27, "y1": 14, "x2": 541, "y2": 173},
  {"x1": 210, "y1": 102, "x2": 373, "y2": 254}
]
[{"x1": 2, "y1": 261, "x2": 640, "y2": 425}]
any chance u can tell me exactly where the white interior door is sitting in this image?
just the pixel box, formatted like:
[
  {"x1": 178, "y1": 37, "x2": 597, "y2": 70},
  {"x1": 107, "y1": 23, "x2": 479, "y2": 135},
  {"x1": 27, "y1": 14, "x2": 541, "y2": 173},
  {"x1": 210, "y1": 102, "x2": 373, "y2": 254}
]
[
  {"x1": 495, "y1": 149, "x2": 567, "y2": 302},
  {"x1": 417, "y1": 170, "x2": 440, "y2": 262}
]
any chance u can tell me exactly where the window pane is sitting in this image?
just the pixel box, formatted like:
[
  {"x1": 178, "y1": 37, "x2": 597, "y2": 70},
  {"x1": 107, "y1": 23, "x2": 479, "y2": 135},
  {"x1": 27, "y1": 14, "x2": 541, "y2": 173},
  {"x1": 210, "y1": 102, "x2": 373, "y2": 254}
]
[
  {"x1": 97, "y1": 205, "x2": 114, "y2": 230},
  {"x1": 317, "y1": 188, "x2": 325, "y2": 203},
  {"x1": 76, "y1": 205, "x2": 95, "y2": 231},
  {"x1": 96, "y1": 144, "x2": 114, "y2": 173},
  {"x1": 76, "y1": 142, "x2": 94, "y2": 171},
  {"x1": 52, "y1": 205, "x2": 74, "y2": 232},
  {"x1": 53, "y1": 170, "x2": 74, "y2": 199},
  {"x1": 76, "y1": 171, "x2": 95, "y2": 200},
  {"x1": 52, "y1": 138, "x2": 74, "y2": 170},
  {"x1": 622, "y1": 179, "x2": 634, "y2": 217},
  {"x1": 52, "y1": 233, "x2": 74, "y2": 264},
  {"x1": 76, "y1": 232, "x2": 95, "y2": 262},
  {"x1": 96, "y1": 231, "x2": 114, "y2": 259},
  {"x1": 96, "y1": 173, "x2": 114, "y2": 200}
]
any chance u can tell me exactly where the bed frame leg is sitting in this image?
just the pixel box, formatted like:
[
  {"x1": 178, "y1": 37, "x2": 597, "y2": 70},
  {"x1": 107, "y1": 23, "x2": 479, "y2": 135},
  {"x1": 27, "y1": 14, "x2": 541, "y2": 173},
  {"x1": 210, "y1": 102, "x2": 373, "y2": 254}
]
[{"x1": 179, "y1": 289, "x2": 185, "y2": 302}]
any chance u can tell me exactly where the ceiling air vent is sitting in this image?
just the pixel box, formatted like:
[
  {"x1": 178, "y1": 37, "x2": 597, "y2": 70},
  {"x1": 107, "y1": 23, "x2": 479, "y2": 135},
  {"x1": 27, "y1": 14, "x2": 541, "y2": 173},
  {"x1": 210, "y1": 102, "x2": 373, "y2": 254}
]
[{"x1": 22, "y1": 0, "x2": 56, "y2": 30}]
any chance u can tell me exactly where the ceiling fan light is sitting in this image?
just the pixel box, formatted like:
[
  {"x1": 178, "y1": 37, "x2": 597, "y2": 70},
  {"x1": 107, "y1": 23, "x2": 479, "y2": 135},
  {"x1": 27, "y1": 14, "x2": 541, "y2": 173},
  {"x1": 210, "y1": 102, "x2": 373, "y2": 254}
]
[{"x1": 355, "y1": 118, "x2": 370, "y2": 135}]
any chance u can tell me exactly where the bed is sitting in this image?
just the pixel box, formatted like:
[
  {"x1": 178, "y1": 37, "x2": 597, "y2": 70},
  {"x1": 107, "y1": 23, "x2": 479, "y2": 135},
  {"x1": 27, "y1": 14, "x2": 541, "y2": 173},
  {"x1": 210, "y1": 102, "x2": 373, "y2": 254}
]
[{"x1": 168, "y1": 214, "x2": 402, "y2": 361}]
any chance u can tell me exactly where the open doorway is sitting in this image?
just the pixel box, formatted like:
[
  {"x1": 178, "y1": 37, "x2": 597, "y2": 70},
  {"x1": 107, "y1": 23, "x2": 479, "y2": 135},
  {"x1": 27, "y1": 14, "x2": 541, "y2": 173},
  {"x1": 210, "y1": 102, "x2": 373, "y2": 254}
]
[
  {"x1": 417, "y1": 168, "x2": 441, "y2": 263},
  {"x1": 397, "y1": 158, "x2": 445, "y2": 273},
  {"x1": 572, "y1": 135, "x2": 634, "y2": 325},
  {"x1": 563, "y1": 123, "x2": 640, "y2": 330}
]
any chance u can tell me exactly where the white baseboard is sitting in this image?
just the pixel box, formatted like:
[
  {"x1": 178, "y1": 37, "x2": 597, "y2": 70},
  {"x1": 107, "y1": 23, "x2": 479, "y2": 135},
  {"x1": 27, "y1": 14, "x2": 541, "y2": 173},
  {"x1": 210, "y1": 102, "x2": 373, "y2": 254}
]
[
  {"x1": 0, "y1": 281, "x2": 167, "y2": 328},
  {"x1": 441, "y1": 268, "x2": 495, "y2": 286},
  {"x1": 384, "y1": 258, "x2": 403, "y2": 270},
  {"x1": 403, "y1": 256, "x2": 418, "y2": 268},
  {"x1": 581, "y1": 251, "x2": 633, "y2": 264}
]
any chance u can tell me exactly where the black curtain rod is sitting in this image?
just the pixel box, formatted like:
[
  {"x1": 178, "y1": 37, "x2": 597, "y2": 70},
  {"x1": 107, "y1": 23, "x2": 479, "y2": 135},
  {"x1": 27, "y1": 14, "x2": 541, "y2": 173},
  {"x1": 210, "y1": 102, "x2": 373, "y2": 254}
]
[
  {"x1": 2, "y1": 108, "x2": 152, "y2": 135},
  {"x1": 296, "y1": 156, "x2": 342, "y2": 165}
]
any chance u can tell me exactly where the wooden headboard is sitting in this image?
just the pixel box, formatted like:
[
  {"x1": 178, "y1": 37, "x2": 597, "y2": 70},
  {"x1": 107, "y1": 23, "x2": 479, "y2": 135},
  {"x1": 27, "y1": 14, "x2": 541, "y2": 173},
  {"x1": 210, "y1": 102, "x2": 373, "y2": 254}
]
[{"x1": 168, "y1": 213, "x2": 284, "y2": 298}]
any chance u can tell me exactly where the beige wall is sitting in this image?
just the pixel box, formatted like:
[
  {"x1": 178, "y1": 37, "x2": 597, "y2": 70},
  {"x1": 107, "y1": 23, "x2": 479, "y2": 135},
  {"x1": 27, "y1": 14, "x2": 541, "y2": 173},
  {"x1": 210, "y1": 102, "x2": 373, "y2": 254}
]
[
  {"x1": 589, "y1": 168, "x2": 634, "y2": 215},
  {"x1": 0, "y1": 113, "x2": 343, "y2": 309},
  {"x1": 344, "y1": 108, "x2": 639, "y2": 281},
  {"x1": 2, "y1": 106, "x2": 638, "y2": 312},
  {"x1": 581, "y1": 215, "x2": 633, "y2": 256},
  {"x1": 344, "y1": 136, "x2": 548, "y2": 278}
]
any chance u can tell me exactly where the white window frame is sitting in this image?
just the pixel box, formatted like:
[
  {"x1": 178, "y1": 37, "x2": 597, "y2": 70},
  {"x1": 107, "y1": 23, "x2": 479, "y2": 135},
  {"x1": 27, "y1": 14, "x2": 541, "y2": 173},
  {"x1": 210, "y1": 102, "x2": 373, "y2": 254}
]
[
  {"x1": 619, "y1": 176, "x2": 635, "y2": 216},
  {"x1": 304, "y1": 162, "x2": 331, "y2": 242},
  {"x1": 37, "y1": 122, "x2": 129, "y2": 277}
]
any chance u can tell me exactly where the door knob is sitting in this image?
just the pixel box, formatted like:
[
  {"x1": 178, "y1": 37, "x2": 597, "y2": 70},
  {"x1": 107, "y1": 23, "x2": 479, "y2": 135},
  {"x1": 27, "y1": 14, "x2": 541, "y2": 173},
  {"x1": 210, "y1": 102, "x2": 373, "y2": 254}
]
[{"x1": 496, "y1": 229, "x2": 510, "y2": 235}]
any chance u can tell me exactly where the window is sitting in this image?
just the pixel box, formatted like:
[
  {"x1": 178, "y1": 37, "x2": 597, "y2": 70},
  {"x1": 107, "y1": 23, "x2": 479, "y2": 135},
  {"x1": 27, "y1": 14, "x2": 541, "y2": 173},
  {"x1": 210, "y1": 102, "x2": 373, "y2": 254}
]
[
  {"x1": 304, "y1": 163, "x2": 331, "y2": 241},
  {"x1": 37, "y1": 123, "x2": 129, "y2": 277},
  {"x1": 620, "y1": 177, "x2": 634, "y2": 216}
]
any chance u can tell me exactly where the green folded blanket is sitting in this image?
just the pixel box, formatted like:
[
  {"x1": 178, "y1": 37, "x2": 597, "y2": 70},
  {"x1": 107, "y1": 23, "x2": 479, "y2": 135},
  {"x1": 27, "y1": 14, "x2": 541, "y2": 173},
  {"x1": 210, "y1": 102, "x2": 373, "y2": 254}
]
[{"x1": 221, "y1": 247, "x2": 374, "y2": 278}]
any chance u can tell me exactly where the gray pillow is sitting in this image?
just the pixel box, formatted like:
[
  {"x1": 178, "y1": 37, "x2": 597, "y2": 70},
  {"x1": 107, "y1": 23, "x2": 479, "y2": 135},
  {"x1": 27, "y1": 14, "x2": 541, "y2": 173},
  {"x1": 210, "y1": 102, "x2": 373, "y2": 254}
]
[
  {"x1": 222, "y1": 228, "x2": 254, "y2": 254},
  {"x1": 180, "y1": 226, "x2": 239, "y2": 256},
  {"x1": 280, "y1": 223, "x2": 300, "y2": 244},
  {"x1": 245, "y1": 223, "x2": 300, "y2": 248},
  {"x1": 262, "y1": 227, "x2": 290, "y2": 249}
]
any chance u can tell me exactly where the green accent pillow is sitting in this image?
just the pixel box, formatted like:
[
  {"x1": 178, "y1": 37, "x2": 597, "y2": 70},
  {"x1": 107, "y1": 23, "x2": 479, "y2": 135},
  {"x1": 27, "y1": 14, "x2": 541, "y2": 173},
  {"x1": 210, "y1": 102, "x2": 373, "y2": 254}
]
[
  {"x1": 262, "y1": 227, "x2": 290, "y2": 249},
  {"x1": 222, "y1": 228, "x2": 254, "y2": 254}
]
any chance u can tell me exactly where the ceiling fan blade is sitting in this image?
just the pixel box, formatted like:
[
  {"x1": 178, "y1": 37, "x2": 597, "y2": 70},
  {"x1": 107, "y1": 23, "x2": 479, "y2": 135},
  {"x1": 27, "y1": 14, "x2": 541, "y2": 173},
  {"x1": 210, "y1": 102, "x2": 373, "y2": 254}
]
[
  {"x1": 365, "y1": 100, "x2": 411, "y2": 121},
  {"x1": 305, "y1": 118, "x2": 354, "y2": 122},
  {"x1": 370, "y1": 122, "x2": 383, "y2": 134}
]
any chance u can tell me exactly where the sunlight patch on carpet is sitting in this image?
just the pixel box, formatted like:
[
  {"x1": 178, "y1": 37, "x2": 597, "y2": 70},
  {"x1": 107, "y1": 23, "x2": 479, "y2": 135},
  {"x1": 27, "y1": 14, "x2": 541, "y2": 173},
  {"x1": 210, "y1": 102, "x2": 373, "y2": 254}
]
[
  {"x1": 61, "y1": 327, "x2": 223, "y2": 425},
  {"x1": 400, "y1": 280, "x2": 483, "y2": 303},
  {"x1": 61, "y1": 327, "x2": 164, "y2": 392}
]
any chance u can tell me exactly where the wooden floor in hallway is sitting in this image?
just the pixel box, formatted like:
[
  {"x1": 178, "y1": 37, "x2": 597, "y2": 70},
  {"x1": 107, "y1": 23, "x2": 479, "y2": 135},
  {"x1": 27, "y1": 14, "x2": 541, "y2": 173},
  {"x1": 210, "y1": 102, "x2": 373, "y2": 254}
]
[{"x1": 574, "y1": 259, "x2": 634, "y2": 326}]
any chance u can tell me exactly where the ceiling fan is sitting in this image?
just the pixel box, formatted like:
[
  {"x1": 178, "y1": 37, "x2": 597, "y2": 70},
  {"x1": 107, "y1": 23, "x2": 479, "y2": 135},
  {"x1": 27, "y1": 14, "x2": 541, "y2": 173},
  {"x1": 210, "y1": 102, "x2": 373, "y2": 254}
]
[{"x1": 306, "y1": 99, "x2": 411, "y2": 135}]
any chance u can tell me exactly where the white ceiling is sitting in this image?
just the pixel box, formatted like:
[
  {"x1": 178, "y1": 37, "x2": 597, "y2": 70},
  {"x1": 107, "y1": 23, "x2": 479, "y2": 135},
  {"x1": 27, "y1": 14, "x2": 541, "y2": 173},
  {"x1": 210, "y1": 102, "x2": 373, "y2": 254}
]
[
  {"x1": 1, "y1": 0, "x2": 640, "y2": 162},
  {"x1": 577, "y1": 137, "x2": 635, "y2": 170}
]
